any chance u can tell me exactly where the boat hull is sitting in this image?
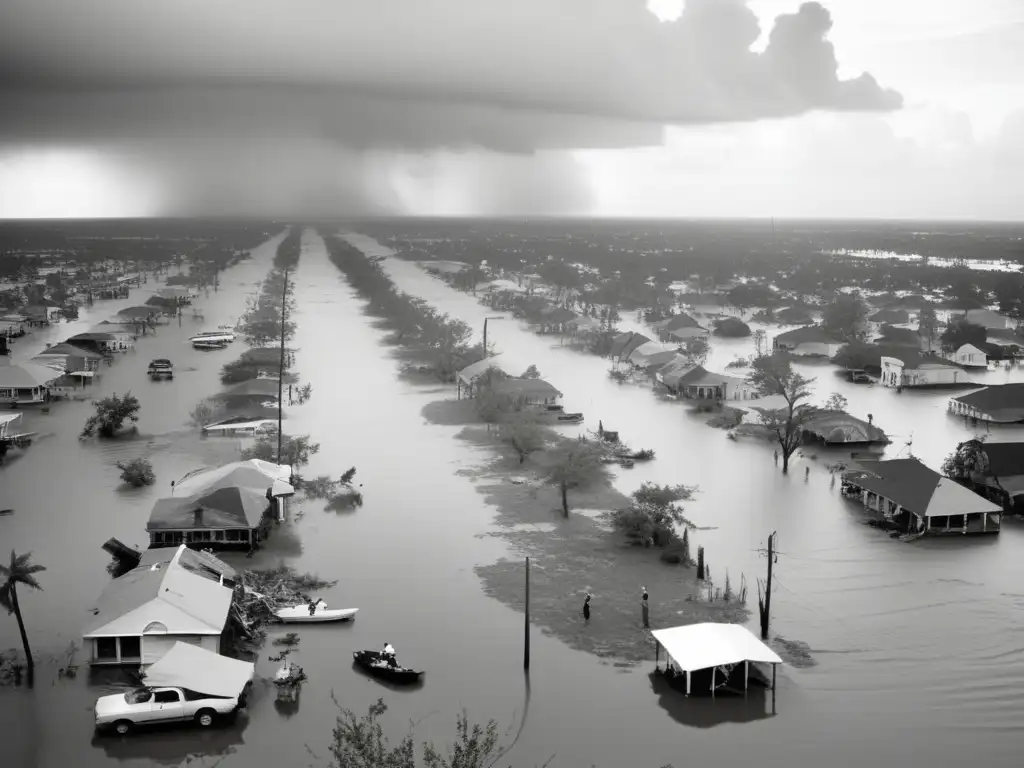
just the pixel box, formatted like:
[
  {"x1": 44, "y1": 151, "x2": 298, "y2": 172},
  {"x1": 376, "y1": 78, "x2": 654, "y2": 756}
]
[
  {"x1": 352, "y1": 651, "x2": 423, "y2": 684},
  {"x1": 275, "y1": 606, "x2": 358, "y2": 623}
]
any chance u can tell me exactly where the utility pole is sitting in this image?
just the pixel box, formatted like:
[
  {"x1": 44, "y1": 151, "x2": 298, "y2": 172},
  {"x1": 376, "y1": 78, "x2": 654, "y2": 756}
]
[
  {"x1": 524, "y1": 557, "x2": 531, "y2": 670},
  {"x1": 758, "y1": 532, "x2": 776, "y2": 640},
  {"x1": 276, "y1": 269, "x2": 289, "y2": 466},
  {"x1": 483, "y1": 316, "x2": 502, "y2": 357}
]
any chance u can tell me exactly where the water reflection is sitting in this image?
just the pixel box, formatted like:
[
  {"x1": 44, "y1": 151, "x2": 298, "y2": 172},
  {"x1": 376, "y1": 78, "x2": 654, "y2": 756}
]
[
  {"x1": 647, "y1": 671, "x2": 776, "y2": 728},
  {"x1": 89, "y1": 716, "x2": 247, "y2": 765}
]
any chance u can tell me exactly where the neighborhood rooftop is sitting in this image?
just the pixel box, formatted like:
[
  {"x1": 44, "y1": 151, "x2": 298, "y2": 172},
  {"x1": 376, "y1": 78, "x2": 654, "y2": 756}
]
[{"x1": 842, "y1": 458, "x2": 1001, "y2": 518}]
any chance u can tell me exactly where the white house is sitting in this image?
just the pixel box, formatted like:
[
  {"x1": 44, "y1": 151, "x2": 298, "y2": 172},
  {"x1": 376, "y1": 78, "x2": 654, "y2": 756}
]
[
  {"x1": 772, "y1": 325, "x2": 843, "y2": 357},
  {"x1": 82, "y1": 545, "x2": 234, "y2": 666},
  {"x1": 880, "y1": 354, "x2": 963, "y2": 388},
  {"x1": 952, "y1": 343, "x2": 988, "y2": 369}
]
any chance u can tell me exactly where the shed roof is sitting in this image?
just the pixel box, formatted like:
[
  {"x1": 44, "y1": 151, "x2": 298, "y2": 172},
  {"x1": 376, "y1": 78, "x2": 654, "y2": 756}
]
[
  {"x1": 35, "y1": 342, "x2": 106, "y2": 360},
  {"x1": 218, "y1": 377, "x2": 280, "y2": 398},
  {"x1": 82, "y1": 545, "x2": 232, "y2": 638},
  {"x1": 651, "y1": 623, "x2": 782, "y2": 673},
  {"x1": 801, "y1": 410, "x2": 889, "y2": 444},
  {"x1": 143, "y1": 642, "x2": 254, "y2": 696},
  {"x1": 609, "y1": 331, "x2": 650, "y2": 360},
  {"x1": 842, "y1": 458, "x2": 1000, "y2": 517},
  {"x1": 651, "y1": 313, "x2": 703, "y2": 332},
  {"x1": 172, "y1": 459, "x2": 293, "y2": 498}
]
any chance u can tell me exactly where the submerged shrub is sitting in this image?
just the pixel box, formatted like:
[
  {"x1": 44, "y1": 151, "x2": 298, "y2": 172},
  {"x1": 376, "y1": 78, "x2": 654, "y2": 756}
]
[{"x1": 116, "y1": 458, "x2": 155, "y2": 488}]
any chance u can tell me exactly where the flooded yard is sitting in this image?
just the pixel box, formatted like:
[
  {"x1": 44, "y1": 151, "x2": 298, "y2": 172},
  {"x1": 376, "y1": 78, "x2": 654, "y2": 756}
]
[{"x1": 2, "y1": 228, "x2": 1024, "y2": 768}]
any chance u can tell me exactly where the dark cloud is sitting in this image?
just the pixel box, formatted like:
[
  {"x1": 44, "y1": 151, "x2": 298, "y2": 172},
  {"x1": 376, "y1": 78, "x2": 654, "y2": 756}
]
[{"x1": 0, "y1": 0, "x2": 900, "y2": 216}]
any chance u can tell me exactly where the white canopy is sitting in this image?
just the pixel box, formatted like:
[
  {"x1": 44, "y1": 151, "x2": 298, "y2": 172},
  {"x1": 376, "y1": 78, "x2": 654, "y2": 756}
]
[
  {"x1": 144, "y1": 642, "x2": 254, "y2": 697},
  {"x1": 651, "y1": 623, "x2": 782, "y2": 673}
]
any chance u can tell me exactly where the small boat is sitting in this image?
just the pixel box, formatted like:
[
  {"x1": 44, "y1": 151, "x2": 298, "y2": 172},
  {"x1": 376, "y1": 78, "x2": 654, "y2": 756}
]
[
  {"x1": 274, "y1": 659, "x2": 307, "y2": 686},
  {"x1": 275, "y1": 600, "x2": 359, "y2": 624},
  {"x1": 147, "y1": 358, "x2": 174, "y2": 380},
  {"x1": 352, "y1": 651, "x2": 423, "y2": 685},
  {"x1": 202, "y1": 415, "x2": 278, "y2": 437},
  {"x1": 192, "y1": 338, "x2": 229, "y2": 350},
  {"x1": 191, "y1": 330, "x2": 236, "y2": 344}
]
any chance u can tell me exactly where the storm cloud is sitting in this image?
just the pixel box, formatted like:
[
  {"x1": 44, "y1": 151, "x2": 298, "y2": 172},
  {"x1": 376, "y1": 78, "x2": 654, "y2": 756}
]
[{"x1": 0, "y1": 0, "x2": 900, "y2": 216}]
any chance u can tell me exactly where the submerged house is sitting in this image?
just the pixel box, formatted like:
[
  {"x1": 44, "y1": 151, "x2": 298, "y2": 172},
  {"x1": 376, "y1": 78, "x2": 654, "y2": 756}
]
[
  {"x1": 948, "y1": 383, "x2": 1024, "y2": 423},
  {"x1": 608, "y1": 331, "x2": 651, "y2": 363},
  {"x1": 82, "y1": 544, "x2": 235, "y2": 666},
  {"x1": 650, "y1": 313, "x2": 707, "y2": 342},
  {"x1": 950, "y1": 344, "x2": 988, "y2": 369},
  {"x1": 456, "y1": 356, "x2": 513, "y2": 397},
  {"x1": 960, "y1": 309, "x2": 1013, "y2": 330},
  {"x1": 840, "y1": 458, "x2": 1002, "y2": 536},
  {"x1": 799, "y1": 410, "x2": 889, "y2": 446},
  {"x1": 659, "y1": 364, "x2": 759, "y2": 401},
  {"x1": 880, "y1": 352, "x2": 963, "y2": 388},
  {"x1": 944, "y1": 440, "x2": 1024, "y2": 510},
  {"x1": 32, "y1": 342, "x2": 105, "y2": 378},
  {"x1": 491, "y1": 377, "x2": 562, "y2": 406},
  {"x1": 772, "y1": 326, "x2": 843, "y2": 357},
  {"x1": 147, "y1": 486, "x2": 274, "y2": 549}
]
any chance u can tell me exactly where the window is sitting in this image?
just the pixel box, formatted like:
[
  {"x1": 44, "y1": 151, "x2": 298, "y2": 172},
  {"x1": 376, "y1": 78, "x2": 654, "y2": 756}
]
[
  {"x1": 128, "y1": 689, "x2": 152, "y2": 704},
  {"x1": 119, "y1": 636, "x2": 141, "y2": 659},
  {"x1": 153, "y1": 690, "x2": 181, "y2": 703},
  {"x1": 96, "y1": 637, "x2": 117, "y2": 660}
]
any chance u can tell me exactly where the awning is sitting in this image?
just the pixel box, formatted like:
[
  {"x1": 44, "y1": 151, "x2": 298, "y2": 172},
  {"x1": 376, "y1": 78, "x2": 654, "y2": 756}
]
[
  {"x1": 143, "y1": 642, "x2": 254, "y2": 697},
  {"x1": 651, "y1": 623, "x2": 782, "y2": 673}
]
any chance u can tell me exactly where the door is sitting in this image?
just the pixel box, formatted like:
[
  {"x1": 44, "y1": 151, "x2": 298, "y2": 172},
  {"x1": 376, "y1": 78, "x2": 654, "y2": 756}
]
[{"x1": 151, "y1": 689, "x2": 185, "y2": 722}]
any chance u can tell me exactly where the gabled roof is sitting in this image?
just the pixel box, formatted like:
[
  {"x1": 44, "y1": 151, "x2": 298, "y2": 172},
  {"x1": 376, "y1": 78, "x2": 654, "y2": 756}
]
[
  {"x1": 673, "y1": 365, "x2": 745, "y2": 389},
  {"x1": 609, "y1": 331, "x2": 650, "y2": 360},
  {"x1": 82, "y1": 545, "x2": 232, "y2": 638},
  {"x1": 218, "y1": 377, "x2": 280, "y2": 398},
  {"x1": 457, "y1": 356, "x2": 511, "y2": 385},
  {"x1": 137, "y1": 544, "x2": 238, "y2": 583},
  {"x1": 774, "y1": 325, "x2": 840, "y2": 345},
  {"x1": 882, "y1": 350, "x2": 958, "y2": 370},
  {"x1": 540, "y1": 307, "x2": 577, "y2": 324},
  {"x1": 956, "y1": 343, "x2": 987, "y2": 357},
  {"x1": 843, "y1": 458, "x2": 1000, "y2": 517}
]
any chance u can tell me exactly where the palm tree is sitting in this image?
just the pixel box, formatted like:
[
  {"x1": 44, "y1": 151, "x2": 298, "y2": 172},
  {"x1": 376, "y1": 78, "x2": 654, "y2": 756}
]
[{"x1": 0, "y1": 551, "x2": 46, "y2": 679}]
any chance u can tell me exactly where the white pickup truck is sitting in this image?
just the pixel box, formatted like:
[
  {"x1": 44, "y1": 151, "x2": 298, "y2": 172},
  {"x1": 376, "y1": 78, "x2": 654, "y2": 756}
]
[{"x1": 94, "y1": 685, "x2": 247, "y2": 735}]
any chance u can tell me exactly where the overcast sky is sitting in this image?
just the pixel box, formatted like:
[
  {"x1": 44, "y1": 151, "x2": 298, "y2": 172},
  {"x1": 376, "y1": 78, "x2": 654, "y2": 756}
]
[{"x1": 1, "y1": 0, "x2": 1021, "y2": 219}]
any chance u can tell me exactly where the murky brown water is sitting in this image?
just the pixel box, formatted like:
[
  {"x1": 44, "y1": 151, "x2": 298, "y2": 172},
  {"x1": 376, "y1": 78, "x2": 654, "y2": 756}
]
[{"x1": 3, "y1": 228, "x2": 1024, "y2": 768}]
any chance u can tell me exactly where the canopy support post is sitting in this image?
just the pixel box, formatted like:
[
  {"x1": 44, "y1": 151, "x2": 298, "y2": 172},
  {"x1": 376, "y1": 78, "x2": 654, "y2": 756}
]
[
  {"x1": 711, "y1": 666, "x2": 715, "y2": 697},
  {"x1": 685, "y1": 670, "x2": 690, "y2": 696},
  {"x1": 772, "y1": 663, "x2": 777, "y2": 690},
  {"x1": 744, "y1": 660, "x2": 749, "y2": 694},
  {"x1": 655, "y1": 642, "x2": 659, "y2": 670}
]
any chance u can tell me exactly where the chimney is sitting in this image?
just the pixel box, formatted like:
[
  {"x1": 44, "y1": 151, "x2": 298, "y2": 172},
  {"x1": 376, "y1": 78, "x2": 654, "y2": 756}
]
[{"x1": 193, "y1": 506, "x2": 203, "y2": 527}]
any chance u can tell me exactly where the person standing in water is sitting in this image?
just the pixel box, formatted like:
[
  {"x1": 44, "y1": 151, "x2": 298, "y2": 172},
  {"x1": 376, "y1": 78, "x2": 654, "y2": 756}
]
[
  {"x1": 641, "y1": 588, "x2": 650, "y2": 628},
  {"x1": 805, "y1": 465, "x2": 810, "y2": 480},
  {"x1": 773, "y1": 450, "x2": 779, "y2": 465},
  {"x1": 582, "y1": 594, "x2": 591, "y2": 623}
]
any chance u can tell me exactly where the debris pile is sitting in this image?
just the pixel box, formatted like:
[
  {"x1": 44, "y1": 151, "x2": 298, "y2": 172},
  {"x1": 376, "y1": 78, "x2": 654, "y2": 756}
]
[{"x1": 230, "y1": 565, "x2": 337, "y2": 649}]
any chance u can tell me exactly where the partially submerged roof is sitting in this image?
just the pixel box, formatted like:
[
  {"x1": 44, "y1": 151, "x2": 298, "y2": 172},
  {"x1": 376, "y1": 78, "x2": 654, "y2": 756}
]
[
  {"x1": 143, "y1": 642, "x2": 254, "y2": 696},
  {"x1": 801, "y1": 410, "x2": 889, "y2": 444},
  {"x1": 956, "y1": 343, "x2": 987, "y2": 357},
  {"x1": 34, "y1": 342, "x2": 106, "y2": 360},
  {"x1": 651, "y1": 313, "x2": 703, "y2": 332},
  {"x1": 218, "y1": 377, "x2": 280, "y2": 398},
  {"x1": 0, "y1": 362, "x2": 63, "y2": 388},
  {"x1": 491, "y1": 377, "x2": 562, "y2": 398},
  {"x1": 843, "y1": 458, "x2": 1001, "y2": 518},
  {"x1": 148, "y1": 486, "x2": 272, "y2": 531},
  {"x1": 651, "y1": 623, "x2": 782, "y2": 673},
  {"x1": 951, "y1": 383, "x2": 1024, "y2": 421},
  {"x1": 774, "y1": 325, "x2": 840, "y2": 345},
  {"x1": 137, "y1": 545, "x2": 238, "y2": 583},
  {"x1": 977, "y1": 441, "x2": 1024, "y2": 477},
  {"x1": 457, "y1": 356, "x2": 512, "y2": 385},
  {"x1": 609, "y1": 331, "x2": 650, "y2": 360},
  {"x1": 540, "y1": 307, "x2": 577, "y2": 324},
  {"x1": 83, "y1": 546, "x2": 232, "y2": 637},
  {"x1": 172, "y1": 459, "x2": 293, "y2": 498}
]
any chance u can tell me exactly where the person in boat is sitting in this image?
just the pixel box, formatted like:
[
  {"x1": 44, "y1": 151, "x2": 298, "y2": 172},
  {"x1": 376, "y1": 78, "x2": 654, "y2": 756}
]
[
  {"x1": 382, "y1": 642, "x2": 397, "y2": 667},
  {"x1": 308, "y1": 599, "x2": 318, "y2": 616}
]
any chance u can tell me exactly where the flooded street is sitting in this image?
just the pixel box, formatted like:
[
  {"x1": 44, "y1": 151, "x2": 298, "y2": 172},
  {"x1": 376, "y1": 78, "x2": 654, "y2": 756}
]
[{"x1": 3, "y1": 228, "x2": 1024, "y2": 768}]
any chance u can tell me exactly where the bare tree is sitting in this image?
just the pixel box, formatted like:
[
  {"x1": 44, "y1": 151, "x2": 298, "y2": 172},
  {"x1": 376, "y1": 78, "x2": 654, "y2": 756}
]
[
  {"x1": 748, "y1": 354, "x2": 815, "y2": 474},
  {"x1": 498, "y1": 412, "x2": 548, "y2": 463},
  {"x1": 544, "y1": 440, "x2": 609, "y2": 516}
]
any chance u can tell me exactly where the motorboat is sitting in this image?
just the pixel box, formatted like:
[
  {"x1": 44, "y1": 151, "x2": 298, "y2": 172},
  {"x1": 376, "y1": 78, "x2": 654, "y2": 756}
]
[
  {"x1": 147, "y1": 358, "x2": 174, "y2": 380},
  {"x1": 192, "y1": 338, "x2": 229, "y2": 351},
  {"x1": 275, "y1": 600, "x2": 359, "y2": 624},
  {"x1": 202, "y1": 415, "x2": 278, "y2": 437},
  {"x1": 352, "y1": 651, "x2": 423, "y2": 684}
]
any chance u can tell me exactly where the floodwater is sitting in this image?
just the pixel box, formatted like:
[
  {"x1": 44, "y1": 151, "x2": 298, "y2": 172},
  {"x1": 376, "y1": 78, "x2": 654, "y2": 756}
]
[{"x1": 1, "y1": 228, "x2": 1023, "y2": 768}]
